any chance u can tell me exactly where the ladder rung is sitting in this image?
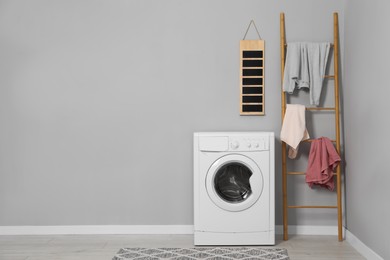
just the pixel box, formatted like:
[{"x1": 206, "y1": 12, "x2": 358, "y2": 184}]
[
  {"x1": 306, "y1": 107, "x2": 335, "y2": 111},
  {"x1": 288, "y1": 171, "x2": 306, "y2": 175},
  {"x1": 284, "y1": 43, "x2": 334, "y2": 47},
  {"x1": 288, "y1": 205, "x2": 338, "y2": 209},
  {"x1": 287, "y1": 171, "x2": 338, "y2": 176},
  {"x1": 324, "y1": 75, "x2": 335, "y2": 79},
  {"x1": 302, "y1": 139, "x2": 336, "y2": 143}
]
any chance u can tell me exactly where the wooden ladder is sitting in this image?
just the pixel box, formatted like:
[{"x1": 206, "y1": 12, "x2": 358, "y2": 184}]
[{"x1": 280, "y1": 12, "x2": 343, "y2": 241}]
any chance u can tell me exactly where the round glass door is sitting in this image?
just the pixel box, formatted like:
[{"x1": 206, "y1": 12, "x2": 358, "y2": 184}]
[
  {"x1": 206, "y1": 154, "x2": 264, "y2": 212},
  {"x1": 214, "y1": 162, "x2": 252, "y2": 203}
]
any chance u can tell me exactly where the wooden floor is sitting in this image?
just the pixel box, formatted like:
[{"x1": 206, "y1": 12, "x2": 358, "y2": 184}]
[{"x1": 0, "y1": 234, "x2": 364, "y2": 260}]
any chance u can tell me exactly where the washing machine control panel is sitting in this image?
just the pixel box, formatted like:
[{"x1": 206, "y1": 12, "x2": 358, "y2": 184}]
[{"x1": 229, "y1": 136, "x2": 269, "y2": 151}]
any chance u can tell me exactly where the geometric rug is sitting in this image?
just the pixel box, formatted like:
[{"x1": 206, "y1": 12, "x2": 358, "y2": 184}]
[{"x1": 112, "y1": 247, "x2": 290, "y2": 260}]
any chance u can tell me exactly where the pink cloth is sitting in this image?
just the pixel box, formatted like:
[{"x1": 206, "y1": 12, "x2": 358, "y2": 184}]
[{"x1": 305, "y1": 137, "x2": 341, "y2": 191}]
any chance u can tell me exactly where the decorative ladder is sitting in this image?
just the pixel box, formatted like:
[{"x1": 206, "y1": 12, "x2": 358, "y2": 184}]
[{"x1": 280, "y1": 12, "x2": 343, "y2": 241}]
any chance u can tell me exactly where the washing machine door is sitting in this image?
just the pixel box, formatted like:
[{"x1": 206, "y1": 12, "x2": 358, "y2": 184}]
[{"x1": 206, "y1": 154, "x2": 263, "y2": 212}]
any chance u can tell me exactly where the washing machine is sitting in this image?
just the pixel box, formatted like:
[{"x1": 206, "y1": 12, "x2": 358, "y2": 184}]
[{"x1": 193, "y1": 132, "x2": 275, "y2": 245}]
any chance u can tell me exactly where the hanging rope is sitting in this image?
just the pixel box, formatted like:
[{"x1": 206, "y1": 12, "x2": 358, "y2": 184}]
[{"x1": 242, "y1": 20, "x2": 262, "y2": 40}]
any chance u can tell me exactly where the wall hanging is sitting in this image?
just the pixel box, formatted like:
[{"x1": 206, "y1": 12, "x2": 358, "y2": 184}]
[{"x1": 240, "y1": 20, "x2": 265, "y2": 115}]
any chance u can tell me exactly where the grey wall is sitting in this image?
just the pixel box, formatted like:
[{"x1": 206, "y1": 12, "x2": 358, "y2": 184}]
[
  {"x1": 0, "y1": 0, "x2": 345, "y2": 226},
  {"x1": 344, "y1": 0, "x2": 390, "y2": 259}
]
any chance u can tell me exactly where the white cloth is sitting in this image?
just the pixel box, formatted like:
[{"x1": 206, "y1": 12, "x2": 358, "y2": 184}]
[
  {"x1": 283, "y1": 42, "x2": 331, "y2": 106},
  {"x1": 280, "y1": 104, "x2": 310, "y2": 159}
]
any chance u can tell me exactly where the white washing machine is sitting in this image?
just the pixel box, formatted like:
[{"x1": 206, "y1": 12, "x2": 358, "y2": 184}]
[{"x1": 193, "y1": 132, "x2": 275, "y2": 245}]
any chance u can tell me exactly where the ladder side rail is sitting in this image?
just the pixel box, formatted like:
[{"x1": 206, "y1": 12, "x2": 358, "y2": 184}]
[
  {"x1": 333, "y1": 12, "x2": 343, "y2": 242},
  {"x1": 280, "y1": 12, "x2": 289, "y2": 241}
]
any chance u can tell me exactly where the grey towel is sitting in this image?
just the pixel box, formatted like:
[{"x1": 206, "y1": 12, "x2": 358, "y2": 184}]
[{"x1": 283, "y1": 42, "x2": 331, "y2": 106}]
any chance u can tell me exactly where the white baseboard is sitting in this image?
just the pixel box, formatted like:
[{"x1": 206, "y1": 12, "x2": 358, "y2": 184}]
[
  {"x1": 0, "y1": 225, "x2": 194, "y2": 235},
  {"x1": 275, "y1": 225, "x2": 339, "y2": 235},
  {"x1": 345, "y1": 229, "x2": 384, "y2": 260},
  {"x1": 0, "y1": 225, "x2": 337, "y2": 236},
  {"x1": 0, "y1": 225, "x2": 337, "y2": 235}
]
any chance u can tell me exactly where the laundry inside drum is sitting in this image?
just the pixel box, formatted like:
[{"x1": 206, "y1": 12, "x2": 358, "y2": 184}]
[{"x1": 214, "y1": 162, "x2": 253, "y2": 203}]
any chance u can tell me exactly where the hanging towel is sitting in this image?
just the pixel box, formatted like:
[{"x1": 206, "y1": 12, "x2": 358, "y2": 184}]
[
  {"x1": 305, "y1": 137, "x2": 341, "y2": 191},
  {"x1": 283, "y1": 42, "x2": 331, "y2": 105},
  {"x1": 280, "y1": 104, "x2": 310, "y2": 159}
]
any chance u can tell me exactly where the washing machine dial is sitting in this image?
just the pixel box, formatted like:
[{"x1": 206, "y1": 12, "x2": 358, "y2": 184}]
[
  {"x1": 254, "y1": 142, "x2": 259, "y2": 148},
  {"x1": 247, "y1": 143, "x2": 252, "y2": 148},
  {"x1": 231, "y1": 140, "x2": 240, "y2": 149}
]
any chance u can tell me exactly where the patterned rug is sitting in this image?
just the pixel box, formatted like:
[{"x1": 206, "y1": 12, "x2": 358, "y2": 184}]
[{"x1": 113, "y1": 247, "x2": 289, "y2": 260}]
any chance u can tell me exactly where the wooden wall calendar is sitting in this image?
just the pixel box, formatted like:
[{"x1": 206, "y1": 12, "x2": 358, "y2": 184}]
[
  {"x1": 240, "y1": 40, "x2": 265, "y2": 115},
  {"x1": 240, "y1": 21, "x2": 264, "y2": 115}
]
